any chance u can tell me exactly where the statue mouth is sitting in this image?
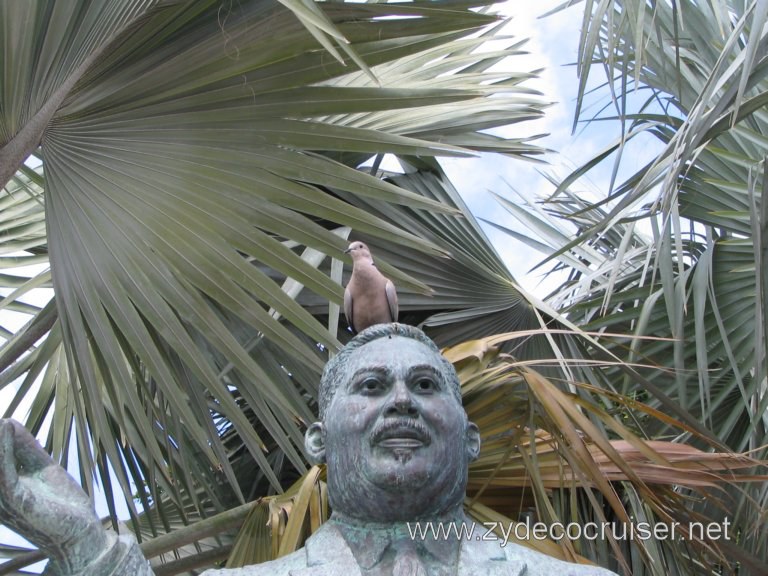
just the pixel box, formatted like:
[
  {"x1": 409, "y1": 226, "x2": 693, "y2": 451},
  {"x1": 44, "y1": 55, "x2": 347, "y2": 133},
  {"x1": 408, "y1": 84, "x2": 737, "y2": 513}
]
[{"x1": 371, "y1": 420, "x2": 431, "y2": 449}]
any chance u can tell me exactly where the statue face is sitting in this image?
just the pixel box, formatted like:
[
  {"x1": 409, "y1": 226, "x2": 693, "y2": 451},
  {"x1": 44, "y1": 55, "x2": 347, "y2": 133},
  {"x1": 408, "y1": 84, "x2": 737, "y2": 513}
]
[{"x1": 315, "y1": 335, "x2": 479, "y2": 521}]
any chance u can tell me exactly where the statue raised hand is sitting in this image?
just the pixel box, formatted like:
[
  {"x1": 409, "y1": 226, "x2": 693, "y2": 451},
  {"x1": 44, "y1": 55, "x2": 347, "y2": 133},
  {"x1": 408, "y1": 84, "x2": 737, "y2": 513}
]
[{"x1": 0, "y1": 419, "x2": 150, "y2": 575}]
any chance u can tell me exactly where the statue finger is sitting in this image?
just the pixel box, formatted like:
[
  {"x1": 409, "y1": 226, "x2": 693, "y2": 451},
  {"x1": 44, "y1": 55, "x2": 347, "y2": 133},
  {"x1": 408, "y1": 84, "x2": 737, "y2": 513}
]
[{"x1": 9, "y1": 420, "x2": 54, "y2": 473}]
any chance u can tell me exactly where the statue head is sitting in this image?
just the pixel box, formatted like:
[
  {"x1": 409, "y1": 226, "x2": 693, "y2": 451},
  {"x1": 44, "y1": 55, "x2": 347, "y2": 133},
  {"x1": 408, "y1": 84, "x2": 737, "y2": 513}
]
[{"x1": 305, "y1": 323, "x2": 481, "y2": 522}]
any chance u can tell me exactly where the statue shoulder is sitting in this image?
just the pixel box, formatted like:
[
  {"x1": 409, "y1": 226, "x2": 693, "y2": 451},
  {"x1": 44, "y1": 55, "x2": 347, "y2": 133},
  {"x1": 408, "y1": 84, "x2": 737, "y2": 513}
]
[
  {"x1": 201, "y1": 548, "x2": 307, "y2": 576},
  {"x1": 499, "y1": 542, "x2": 619, "y2": 576},
  {"x1": 458, "y1": 536, "x2": 617, "y2": 576},
  {"x1": 200, "y1": 521, "x2": 349, "y2": 576}
]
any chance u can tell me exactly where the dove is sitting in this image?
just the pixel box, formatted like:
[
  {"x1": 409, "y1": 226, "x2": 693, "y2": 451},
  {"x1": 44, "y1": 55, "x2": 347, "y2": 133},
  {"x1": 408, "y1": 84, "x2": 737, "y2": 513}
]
[{"x1": 343, "y1": 241, "x2": 398, "y2": 334}]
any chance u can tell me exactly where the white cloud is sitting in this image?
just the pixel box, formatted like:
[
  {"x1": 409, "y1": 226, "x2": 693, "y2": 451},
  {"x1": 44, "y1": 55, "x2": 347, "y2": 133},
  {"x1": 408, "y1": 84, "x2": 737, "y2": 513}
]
[
  {"x1": 439, "y1": 2, "x2": 581, "y2": 294},
  {"x1": 442, "y1": 1, "x2": 664, "y2": 297}
]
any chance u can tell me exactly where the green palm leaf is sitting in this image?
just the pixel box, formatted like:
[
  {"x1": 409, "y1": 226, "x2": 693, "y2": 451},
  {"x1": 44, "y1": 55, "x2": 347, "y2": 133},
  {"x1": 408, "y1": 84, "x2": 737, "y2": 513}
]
[{"x1": 501, "y1": 1, "x2": 768, "y2": 571}]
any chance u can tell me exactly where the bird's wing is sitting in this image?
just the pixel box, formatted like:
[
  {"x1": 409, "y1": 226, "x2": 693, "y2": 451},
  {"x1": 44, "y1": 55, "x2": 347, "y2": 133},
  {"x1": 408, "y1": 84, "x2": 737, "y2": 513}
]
[
  {"x1": 344, "y1": 286, "x2": 354, "y2": 331},
  {"x1": 385, "y1": 279, "x2": 398, "y2": 322}
]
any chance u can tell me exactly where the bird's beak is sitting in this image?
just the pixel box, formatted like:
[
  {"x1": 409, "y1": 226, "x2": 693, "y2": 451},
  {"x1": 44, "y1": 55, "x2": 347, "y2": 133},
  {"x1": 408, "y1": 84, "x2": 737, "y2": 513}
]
[{"x1": 343, "y1": 248, "x2": 352, "y2": 254}]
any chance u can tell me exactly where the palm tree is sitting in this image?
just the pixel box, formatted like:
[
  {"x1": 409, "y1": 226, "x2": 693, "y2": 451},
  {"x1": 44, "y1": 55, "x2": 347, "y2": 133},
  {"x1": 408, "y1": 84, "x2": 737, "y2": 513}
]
[
  {"x1": 1, "y1": 1, "x2": 765, "y2": 575},
  {"x1": 0, "y1": 0, "x2": 556, "y2": 572},
  {"x1": 492, "y1": 0, "x2": 768, "y2": 573}
]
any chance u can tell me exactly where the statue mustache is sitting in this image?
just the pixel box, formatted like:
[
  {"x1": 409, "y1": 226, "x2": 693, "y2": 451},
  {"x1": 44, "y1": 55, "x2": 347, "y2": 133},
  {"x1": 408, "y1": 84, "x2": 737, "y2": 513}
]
[{"x1": 370, "y1": 418, "x2": 431, "y2": 445}]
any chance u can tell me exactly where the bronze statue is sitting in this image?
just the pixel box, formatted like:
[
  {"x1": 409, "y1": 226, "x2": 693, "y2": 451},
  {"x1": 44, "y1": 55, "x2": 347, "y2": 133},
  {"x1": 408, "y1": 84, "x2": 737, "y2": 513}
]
[{"x1": 0, "y1": 324, "x2": 618, "y2": 575}]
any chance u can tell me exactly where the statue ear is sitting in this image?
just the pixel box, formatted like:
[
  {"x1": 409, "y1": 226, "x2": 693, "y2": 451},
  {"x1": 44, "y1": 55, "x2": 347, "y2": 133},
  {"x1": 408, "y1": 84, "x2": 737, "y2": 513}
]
[
  {"x1": 305, "y1": 422, "x2": 327, "y2": 464},
  {"x1": 466, "y1": 422, "x2": 481, "y2": 462}
]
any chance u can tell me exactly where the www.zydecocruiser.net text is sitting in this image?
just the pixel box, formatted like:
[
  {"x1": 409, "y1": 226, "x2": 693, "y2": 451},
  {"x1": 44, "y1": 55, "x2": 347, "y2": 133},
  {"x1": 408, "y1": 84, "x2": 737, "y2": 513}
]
[{"x1": 406, "y1": 518, "x2": 731, "y2": 546}]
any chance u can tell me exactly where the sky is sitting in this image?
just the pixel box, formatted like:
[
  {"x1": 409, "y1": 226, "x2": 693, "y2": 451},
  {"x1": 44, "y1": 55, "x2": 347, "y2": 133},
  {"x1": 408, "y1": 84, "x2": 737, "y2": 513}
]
[
  {"x1": 440, "y1": 1, "x2": 661, "y2": 297},
  {"x1": 443, "y1": 0, "x2": 585, "y2": 295}
]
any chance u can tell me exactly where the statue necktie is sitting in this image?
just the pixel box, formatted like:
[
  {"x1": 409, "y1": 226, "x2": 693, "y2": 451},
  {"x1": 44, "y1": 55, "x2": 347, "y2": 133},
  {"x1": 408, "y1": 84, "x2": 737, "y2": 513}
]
[{"x1": 392, "y1": 539, "x2": 427, "y2": 576}]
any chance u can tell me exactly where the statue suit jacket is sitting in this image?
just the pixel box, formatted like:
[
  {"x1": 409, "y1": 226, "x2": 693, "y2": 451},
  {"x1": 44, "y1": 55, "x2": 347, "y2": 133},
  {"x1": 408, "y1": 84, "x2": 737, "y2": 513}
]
[{"x1": 199, "y1": 521, "x2": 619, "y2": 576}]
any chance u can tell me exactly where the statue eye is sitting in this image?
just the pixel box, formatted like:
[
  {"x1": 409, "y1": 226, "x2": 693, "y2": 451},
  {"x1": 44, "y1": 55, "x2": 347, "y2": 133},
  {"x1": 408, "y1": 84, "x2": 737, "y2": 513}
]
[
  {"x1": 359, "y1": 377, "x2": 383, "y2": 394},
  {"x1": 414, "y1": 377, "x2": 436, "y2": 393}
]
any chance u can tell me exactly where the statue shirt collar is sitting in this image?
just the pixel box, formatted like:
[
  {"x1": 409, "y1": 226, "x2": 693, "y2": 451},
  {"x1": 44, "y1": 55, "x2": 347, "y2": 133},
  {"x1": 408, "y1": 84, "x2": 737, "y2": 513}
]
[
  {"x1": 288, "y1": 513, "x2": 527, "y2": 576},
  {"x1": 328, "y1": 512, "x2": 462, "y2": 570}
]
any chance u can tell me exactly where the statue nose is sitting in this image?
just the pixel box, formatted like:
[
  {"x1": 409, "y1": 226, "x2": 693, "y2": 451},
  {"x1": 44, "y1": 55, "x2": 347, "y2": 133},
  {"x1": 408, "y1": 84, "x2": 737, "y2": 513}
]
[{"x1": 386, "y1": 381, "x2": 418, "y2": 416}]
